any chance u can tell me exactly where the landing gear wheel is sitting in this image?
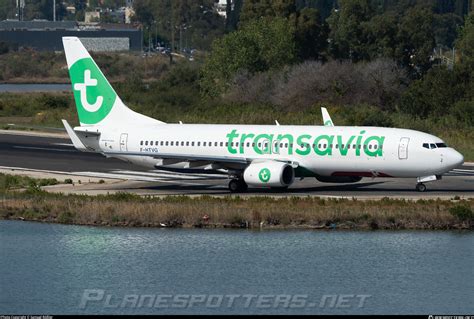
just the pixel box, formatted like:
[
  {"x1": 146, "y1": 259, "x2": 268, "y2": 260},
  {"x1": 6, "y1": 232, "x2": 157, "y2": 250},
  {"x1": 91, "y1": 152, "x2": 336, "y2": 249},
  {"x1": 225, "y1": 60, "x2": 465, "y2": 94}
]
[
  {"x1": 416, "y1": 183, "x2": 427, "y2": 192},
  {"x1": 229, "y1": 179, "x2": 248, "y2": 193}
]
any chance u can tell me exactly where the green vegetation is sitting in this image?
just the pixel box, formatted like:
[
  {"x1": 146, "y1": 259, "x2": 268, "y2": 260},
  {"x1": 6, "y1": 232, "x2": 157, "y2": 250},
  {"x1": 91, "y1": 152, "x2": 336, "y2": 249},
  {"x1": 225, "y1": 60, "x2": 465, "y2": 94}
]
[
  {"x1": 1, "y1": 174, "x2": 473, "y2": 229},
  {"x1": 0, "y1": 173, "x2": 58, "y2": 194},
  {"x1": 0, "y1": 51, "x2": 173, "y2": 83},
  {"x1": 449, "y1": 205, "x2": 474, "y2": 221},
  {"x1": 201, "y1": 17, "x2": 296, "y2": 96}
]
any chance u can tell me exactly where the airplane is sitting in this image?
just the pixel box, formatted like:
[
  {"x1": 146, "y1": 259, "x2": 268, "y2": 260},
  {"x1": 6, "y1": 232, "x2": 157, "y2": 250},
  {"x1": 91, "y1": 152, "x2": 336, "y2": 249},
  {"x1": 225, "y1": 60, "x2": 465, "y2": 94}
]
[{"x1": 61, "y1": 37, "x2": 464, "y2": 193}]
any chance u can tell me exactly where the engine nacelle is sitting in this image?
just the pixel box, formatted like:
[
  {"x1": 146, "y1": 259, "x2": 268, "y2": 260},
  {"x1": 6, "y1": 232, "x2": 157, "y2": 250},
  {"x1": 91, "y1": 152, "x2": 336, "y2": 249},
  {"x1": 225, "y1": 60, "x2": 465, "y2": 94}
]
[
  {"x1": 243, "y1": 161, "x2": 295, "y2": 187},
  {"x1": 315, "y1": 176, "x2": 363, "y2": 183}
]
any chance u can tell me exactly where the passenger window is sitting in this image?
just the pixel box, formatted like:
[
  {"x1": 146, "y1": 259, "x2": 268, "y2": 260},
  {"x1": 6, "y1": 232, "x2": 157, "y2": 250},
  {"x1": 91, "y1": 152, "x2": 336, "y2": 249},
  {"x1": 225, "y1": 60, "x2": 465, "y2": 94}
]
[
  {"x1": 335, "y1": 144, "x2": 339, "y2": 149},
  {"x1": 197, "y1": 142, "x2": 200, "y2": 146},
  {"x1": 252, "y1": 143, "x2": 255, "y2": 147},
  {"x1": 220, "y1": 142, "x2": 223, "y2": 147},
  {"x1": 368, "y1": 145, "x2": 372, "y2": 149},
  {"x1": 170, "y1": 141, "x2": 173, "y2": 146},
  {"x1": 192, "y1": 142, "x2": 195, "y2": 146},
  {"x1": 374, "y1": 145, "x2": 378, "y2": 149},
  {"x1": 145, "y1": 141, "x2": 148, "y2": 146},
  {"x1": 247, "y1": 142, "x2": 250, "y2": 147},
  {"x1": 140, "y1": 141, "x2": 143, "y2": 146},
  {"x1": 203, "y1": 142, "x2": 206, "y2": 146},
  {"x1": 352, "y1": 144, "x2": 356, "y2": 148}
]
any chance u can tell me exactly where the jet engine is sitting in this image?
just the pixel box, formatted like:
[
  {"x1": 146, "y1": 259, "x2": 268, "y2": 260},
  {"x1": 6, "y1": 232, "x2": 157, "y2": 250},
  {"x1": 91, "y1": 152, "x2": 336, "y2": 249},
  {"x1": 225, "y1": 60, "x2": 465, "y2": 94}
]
[{"x1": 243, "y1": 161, "x2": 295, "y2": 188}]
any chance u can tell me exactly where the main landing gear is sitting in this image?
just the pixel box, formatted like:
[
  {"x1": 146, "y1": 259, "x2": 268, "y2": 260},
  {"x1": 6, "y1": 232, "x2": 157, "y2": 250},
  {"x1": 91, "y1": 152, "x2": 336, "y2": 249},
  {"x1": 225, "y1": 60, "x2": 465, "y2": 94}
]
[
  {"x1": 415, "y1": 183, "x2": 427, "y2": 192},
  {"x1": 228, "y1": 179, "x2": 248, "y2": 193}
]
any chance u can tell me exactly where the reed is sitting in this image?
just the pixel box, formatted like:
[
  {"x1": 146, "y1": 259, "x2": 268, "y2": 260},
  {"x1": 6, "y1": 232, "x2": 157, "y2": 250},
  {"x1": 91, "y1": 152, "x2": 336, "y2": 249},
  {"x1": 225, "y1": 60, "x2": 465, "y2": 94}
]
[{"x1": 1, "y1": 191, "x2": 472, "y2": 230}]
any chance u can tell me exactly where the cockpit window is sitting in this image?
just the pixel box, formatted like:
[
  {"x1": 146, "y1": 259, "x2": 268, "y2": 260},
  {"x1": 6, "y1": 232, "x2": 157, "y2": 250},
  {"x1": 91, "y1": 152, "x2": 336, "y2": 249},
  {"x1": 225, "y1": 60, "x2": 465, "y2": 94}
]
[{"x1": 423, "y1": 143, "x2": 444, "y2": 149}]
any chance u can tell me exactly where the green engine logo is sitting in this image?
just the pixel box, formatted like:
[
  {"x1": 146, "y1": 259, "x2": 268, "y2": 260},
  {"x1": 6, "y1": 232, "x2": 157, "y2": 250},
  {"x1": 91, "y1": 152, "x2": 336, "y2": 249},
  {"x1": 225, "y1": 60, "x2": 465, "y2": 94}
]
[
  {"x1": 69, "y1": 58, "x2": 116, "y2": 124},
  {"x1": 259, "y1": 168, "x2": 271, "y2": 183}
]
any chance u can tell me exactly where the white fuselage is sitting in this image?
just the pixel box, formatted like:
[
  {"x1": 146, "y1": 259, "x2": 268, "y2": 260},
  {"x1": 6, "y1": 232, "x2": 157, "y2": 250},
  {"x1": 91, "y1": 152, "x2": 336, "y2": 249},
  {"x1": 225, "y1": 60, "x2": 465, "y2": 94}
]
[{"x1": 92, "y1": 124, "x2": 464, "y2": 178}]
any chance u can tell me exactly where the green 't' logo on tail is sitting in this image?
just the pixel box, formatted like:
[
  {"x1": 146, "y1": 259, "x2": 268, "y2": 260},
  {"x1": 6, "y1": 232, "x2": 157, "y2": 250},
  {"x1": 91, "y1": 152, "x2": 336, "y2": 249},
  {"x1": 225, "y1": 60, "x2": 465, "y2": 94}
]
[
  {"x1": 259, "y1": 168, "x2": 271, "y2": 183},
  {"x1": 69, "y1": 58, "x2": 116, "y2": 124}
]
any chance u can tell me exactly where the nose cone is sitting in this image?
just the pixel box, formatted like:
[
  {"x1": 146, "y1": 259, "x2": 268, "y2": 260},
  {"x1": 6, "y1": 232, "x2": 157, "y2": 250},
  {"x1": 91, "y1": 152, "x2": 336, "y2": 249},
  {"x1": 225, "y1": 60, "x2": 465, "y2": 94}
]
[{"x1": 448, "y1": 149, "x2": 464, "y2": 169}]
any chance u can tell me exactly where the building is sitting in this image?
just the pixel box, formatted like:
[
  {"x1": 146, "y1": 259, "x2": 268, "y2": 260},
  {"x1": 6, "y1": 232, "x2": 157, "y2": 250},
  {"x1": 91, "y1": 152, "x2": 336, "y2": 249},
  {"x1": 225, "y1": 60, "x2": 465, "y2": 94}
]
[
  {"x1": 215, "y1": 0, "x2": 227, "y2": 18},
  {"x1": 0, "y1": 20, "x2": 142, "y2": 52}
]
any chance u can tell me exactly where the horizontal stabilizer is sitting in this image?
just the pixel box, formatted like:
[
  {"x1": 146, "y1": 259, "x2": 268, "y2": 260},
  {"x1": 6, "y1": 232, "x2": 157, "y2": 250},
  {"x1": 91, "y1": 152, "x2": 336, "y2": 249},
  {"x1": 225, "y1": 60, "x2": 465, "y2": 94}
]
[{"x1": 62, "y1": 119, "x2": 89, "y2": 152}]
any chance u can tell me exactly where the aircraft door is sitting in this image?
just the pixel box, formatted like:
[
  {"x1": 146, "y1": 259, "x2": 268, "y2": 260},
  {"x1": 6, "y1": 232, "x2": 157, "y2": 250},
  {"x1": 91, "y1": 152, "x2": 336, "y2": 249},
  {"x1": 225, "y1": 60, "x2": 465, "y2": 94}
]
[
  {"x1": 272, "y1": 140, "x2": 280, "y2": 154},
  {"x1": 120, "y1": 133, "x2": 128, "y2": 152},
  {"x1": 398, "y1": 137, "x2": 409, "y2": 160}
]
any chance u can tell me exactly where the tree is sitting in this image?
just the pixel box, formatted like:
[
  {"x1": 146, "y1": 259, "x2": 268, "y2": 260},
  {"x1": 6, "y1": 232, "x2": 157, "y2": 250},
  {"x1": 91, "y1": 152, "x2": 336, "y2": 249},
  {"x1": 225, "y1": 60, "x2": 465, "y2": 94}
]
[
  {"x1": 294, "y1": 7, "x2": 328, "y2": 60},
  {"x1": 456, "y1": 13, "x2": 474, "y2": 65},
  {"x1": 395, "y1": 5, "x2": 435, "y2": 75},
  {"x1": 365, "y1": 12, "x2": 399, "y2": 59},
  {"x1": 201, "y1": 17, "x2": 296, "y2": 97},
  {"x1": 0, "y1": 0, "x2": 16, "y2": 20},
  {"x1": 132, "y1": 0, "x2": 225, "y2": 50},
  {"x1": 327, "y1": 0, "x2": 376, "y2": 62},
  {"x1": 239, "y1": 0, "x2": 274, "y2": 24},
  {"x1": 225, "y1": 0, "x2": 243, "y2": 32},
  {"x1": 433, "y1": 13, "x2": 463, "y2": 48},
  {"x1": 239, "y1": 0, "x2": 328, "y2": 60}
]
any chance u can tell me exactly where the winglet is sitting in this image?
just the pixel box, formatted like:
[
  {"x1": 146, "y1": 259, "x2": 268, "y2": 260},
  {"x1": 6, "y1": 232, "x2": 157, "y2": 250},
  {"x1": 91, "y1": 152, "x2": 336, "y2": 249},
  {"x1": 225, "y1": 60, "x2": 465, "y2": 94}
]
[
  {"x1": 321, "y1": 107, "x2": 334, "y2": 126},
  {"x1": 62, "y1": 119, "x2": 88, "y2": 152}
]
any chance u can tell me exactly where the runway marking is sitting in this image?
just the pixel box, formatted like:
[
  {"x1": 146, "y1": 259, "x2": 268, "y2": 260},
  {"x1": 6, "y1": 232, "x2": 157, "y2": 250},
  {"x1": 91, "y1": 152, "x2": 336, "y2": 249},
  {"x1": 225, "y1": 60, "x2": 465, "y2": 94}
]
[
  {"x1": 52, "y1": 143, "x2": 75, "y2": 147},
  {"x1": 13, "y1": 146, "x2": 77, "y2": 153},
  {"x1": 74, "y1": 171, "x2": 203, "y2": 185},
  {"x1": 111, "y1": 170, "x2": 227, "y2": 180},
  {"x1": 451, "y1": 169, "x2": 474, "y2": 173}
]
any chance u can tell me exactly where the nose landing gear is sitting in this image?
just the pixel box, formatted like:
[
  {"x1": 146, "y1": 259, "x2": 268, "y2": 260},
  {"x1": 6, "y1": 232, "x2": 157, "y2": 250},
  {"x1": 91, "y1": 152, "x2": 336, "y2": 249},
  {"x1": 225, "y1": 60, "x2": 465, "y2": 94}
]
[{"x1": 415, "y1": 175, "x2": 442, "y2": 192}]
